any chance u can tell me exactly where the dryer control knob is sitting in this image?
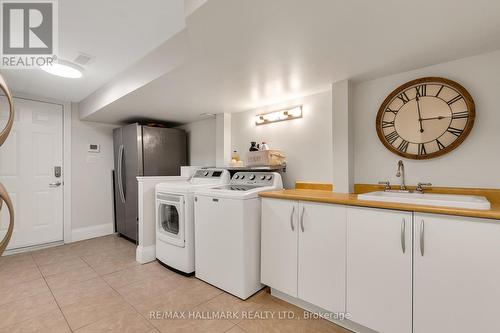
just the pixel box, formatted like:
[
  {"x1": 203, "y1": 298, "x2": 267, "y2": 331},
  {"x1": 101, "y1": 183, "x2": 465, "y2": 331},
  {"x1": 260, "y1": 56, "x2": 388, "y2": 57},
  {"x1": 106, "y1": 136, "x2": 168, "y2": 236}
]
[
  {"x1": 260, "y1": 176, "x2": 266, "y2": 180},
  {"x1": 249, "y1": 174, "x2": 256, "y2": 180},
  {"x1": 234, "y1": 174, "x2": 240, "y2": 179},
  {"x1": 204, "y1": 171, "x2": 209, "y2": 176}
]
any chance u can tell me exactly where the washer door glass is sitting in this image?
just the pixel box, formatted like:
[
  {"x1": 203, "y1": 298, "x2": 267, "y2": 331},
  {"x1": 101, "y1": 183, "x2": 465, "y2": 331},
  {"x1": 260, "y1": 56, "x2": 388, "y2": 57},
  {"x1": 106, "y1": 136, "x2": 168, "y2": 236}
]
[{"x1": 159, "y1": 203, "x2": 180, "y2": 236}]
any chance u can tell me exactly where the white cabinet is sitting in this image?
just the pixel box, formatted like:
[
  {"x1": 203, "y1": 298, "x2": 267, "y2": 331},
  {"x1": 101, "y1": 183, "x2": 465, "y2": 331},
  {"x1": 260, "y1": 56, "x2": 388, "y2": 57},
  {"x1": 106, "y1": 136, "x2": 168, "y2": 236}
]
[
  {"x1": 261, "y1": 198, "x2": 346, "y2": 313},
  {"x1": 263, "y1": 198, "x2": 500, "y2": 333},
  {"x1": 413, "y1": 213, "x2": 500, "y2": 333},
  {"x1": 261, "y1": 198, "x2": 298, "y2": 297},
  {"x1": 347, "y1": 207, "x2": 412, "y2": 333},
  {"x1": 298, "y1": 202, "x2": 346, "y2": 313}
]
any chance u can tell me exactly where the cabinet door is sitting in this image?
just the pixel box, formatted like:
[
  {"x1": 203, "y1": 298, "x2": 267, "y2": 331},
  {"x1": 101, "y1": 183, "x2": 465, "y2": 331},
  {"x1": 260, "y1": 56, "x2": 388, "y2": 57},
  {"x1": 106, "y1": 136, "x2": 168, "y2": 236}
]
[
  {"x1": 298, "y1": 202, "x2": 346, "y2": 313},
  {"x1": 347, "y1": 207, "x2": 412, "y2": 333},
  {"x1": 122, "y1": 124, "x2": 141, "y2": 241},
  {"x1": 414, "y1": 213, "x2": 500, "y2": 333},
  {"x1": 261, "y1": 198, "x2": 298, "y2": 297}
]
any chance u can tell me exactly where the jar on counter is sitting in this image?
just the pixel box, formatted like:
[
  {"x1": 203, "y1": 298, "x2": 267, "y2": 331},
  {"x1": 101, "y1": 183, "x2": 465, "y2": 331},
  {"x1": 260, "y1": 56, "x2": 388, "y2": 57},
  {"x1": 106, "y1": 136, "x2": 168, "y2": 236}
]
[{"x1": 249, "y1": 142, "x2": 259, "y2": 151}]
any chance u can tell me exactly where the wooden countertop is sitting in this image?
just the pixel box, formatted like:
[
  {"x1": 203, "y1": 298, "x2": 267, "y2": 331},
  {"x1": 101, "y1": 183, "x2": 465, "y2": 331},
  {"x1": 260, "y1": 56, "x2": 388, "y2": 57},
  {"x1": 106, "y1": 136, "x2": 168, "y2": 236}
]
[{"x1": 259, "y1": 189, "x2": 500, "y2": 220}]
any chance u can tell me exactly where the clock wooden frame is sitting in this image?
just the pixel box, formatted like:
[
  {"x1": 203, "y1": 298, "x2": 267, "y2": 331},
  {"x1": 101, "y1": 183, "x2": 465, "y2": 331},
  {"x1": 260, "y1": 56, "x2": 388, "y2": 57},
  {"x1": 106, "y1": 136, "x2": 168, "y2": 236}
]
[{"x1": 376, "y1": 77, "x2": 475, "y2": 160}]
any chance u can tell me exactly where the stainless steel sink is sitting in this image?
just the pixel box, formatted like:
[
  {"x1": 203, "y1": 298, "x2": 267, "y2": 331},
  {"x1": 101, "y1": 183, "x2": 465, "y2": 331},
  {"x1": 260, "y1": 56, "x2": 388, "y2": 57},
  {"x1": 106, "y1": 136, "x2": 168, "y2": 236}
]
[{"x1": 357, "y1": 191, "x2": 491, "y2": 210}]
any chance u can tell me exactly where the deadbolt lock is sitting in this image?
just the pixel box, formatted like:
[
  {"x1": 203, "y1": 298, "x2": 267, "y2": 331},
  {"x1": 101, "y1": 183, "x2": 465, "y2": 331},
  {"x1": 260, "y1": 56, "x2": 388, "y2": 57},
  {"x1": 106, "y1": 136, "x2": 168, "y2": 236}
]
[{"x1": 54, "y1": 166, "x2": 62, "y2": 178}]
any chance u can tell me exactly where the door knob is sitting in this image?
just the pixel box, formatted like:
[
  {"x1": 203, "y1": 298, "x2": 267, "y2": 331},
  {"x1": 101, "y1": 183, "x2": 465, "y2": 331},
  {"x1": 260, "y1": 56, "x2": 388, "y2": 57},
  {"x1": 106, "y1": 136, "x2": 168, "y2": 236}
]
[{"x1": 49, "y1": 181, "x2": 62, "y2": 187}]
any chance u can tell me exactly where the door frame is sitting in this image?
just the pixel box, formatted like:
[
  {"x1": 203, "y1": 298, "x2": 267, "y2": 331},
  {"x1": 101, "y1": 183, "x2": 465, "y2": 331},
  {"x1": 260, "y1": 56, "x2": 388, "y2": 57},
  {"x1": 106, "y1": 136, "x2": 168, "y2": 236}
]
[{"x1": 4, "y1": 92, "x2": 72, "y2": 247}]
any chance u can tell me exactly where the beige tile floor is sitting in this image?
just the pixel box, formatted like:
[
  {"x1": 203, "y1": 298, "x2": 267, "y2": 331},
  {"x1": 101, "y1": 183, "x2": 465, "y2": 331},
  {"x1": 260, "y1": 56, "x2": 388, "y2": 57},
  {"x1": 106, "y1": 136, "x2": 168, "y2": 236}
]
[{"x1": 0, "y1": 235, "x2": 351, "y2": 333}]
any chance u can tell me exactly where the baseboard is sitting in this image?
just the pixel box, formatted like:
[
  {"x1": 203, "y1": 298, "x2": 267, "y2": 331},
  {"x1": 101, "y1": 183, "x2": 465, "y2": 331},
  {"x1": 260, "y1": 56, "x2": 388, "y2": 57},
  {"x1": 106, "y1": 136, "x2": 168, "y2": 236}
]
[
  {"x1": 3, "y1": 241, "x2": 64, "y2": 256},
  {"x1": 71, "y1": 223, "x2": 115, "y2": 242},
  {"x1": 270, "y1": 288, "x2": 376, "y2": 333},
  {"x1": 136, "y1": 244, "x2": 156, "y2": 264}
]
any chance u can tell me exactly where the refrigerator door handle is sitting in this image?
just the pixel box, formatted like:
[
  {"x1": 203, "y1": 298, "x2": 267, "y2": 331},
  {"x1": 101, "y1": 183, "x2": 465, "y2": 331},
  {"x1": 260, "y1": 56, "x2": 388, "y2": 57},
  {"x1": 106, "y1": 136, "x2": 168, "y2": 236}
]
[{"x1": 117, "y1": 144, "x2": 126, "y2": 203}]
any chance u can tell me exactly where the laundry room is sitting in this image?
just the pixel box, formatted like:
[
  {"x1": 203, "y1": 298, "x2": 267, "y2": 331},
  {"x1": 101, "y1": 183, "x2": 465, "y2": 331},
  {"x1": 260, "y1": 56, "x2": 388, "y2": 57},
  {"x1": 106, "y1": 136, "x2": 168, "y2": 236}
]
[{"x1": 0, "y1": 1, "x2": 500, "y2": 333}]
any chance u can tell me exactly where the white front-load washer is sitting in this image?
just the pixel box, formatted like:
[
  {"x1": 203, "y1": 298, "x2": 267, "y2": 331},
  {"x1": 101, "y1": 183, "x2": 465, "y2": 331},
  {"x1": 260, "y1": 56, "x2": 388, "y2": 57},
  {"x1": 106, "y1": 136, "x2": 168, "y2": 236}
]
[
  {"x1": 193, "y1": 172, "x2": 283, "y2": 299},
  {"x1": 155, "y1": 168, "x2": 230, "y2": 275}
]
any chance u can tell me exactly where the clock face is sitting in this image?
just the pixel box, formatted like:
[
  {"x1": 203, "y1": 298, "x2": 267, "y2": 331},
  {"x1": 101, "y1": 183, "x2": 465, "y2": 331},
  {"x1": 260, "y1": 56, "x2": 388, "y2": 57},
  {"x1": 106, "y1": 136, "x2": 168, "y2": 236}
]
[{"x1": 376, "y1": 77, "x2": 475, "y2": 159}]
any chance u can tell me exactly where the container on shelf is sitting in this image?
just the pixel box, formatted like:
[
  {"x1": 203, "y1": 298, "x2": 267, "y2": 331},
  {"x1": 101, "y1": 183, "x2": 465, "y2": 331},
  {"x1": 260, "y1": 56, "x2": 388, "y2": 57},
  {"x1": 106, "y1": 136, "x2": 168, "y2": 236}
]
[
  {"x1": 246, "y1": 150, "x2": 285, "y2": 167},
  {"x1": 249, "y1": 142, "x2": 259, "y2": 151},
  {"x1": 231, "y1": 150, "x2": 241, "y2": 161}
]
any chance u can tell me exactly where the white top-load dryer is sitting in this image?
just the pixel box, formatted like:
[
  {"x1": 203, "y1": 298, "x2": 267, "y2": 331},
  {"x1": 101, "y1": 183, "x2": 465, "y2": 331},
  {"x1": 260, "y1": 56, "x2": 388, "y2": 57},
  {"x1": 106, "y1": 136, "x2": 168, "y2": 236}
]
[
  {"x1": 193, "y1": 172, "x2": 283, "y2": 299},
  {"x1": 155, "y1": 168, "x2": 230, "y2": 274}
]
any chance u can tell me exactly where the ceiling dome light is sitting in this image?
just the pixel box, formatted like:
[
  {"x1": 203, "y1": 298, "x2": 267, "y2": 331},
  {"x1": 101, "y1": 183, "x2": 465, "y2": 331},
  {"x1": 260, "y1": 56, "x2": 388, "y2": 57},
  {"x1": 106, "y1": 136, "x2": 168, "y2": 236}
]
[{"x1": 41, "y1": 60, "x2": 83, "y2": 78}]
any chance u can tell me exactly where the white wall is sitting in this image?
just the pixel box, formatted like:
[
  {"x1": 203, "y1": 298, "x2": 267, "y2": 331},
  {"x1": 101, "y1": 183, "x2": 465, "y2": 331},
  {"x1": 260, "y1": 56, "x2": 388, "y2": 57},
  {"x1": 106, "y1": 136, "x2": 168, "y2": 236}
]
[
  {"x1": 332, "y1": 80, "x2": 354, "y2": 192},
  {"x1": 231, "y1": 90, "x2": 333, "y2": 189},
  {"x1": 178, "y1": 117, "x2": 216, "y2": 167},
  {"x1": 215, "y1": 113, "x2": 231, "y2": 167},
  {"x1": 353, "y1": 50, "x2": 500, "y2": 188},
  {"x1": 71, "y1": 105, "x2": 118, "y2": 238}
]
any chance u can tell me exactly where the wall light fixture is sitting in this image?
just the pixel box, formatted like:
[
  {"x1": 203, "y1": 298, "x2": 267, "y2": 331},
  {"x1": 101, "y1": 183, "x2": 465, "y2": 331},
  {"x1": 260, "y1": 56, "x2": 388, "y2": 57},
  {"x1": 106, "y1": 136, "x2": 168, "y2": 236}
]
[{"x1": 255, "y1": 105, "x2": 302, "y2": 126}]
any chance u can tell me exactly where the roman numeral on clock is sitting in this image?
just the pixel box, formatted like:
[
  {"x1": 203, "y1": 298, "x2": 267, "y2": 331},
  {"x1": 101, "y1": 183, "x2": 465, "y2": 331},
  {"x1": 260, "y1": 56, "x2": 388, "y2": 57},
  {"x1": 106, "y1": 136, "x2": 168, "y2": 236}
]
[
  {"x1": 397, "y1": 140, "x2": 409, "y2": 152},
  {"x1": 447, "y1": 95, "x2": 463, "y2": 105},
  {"x1": 418, "y1": 143, "x2": 427, "y2": 155},
  {"x1": 382, "y1": 120, "x2": 395, "y2": 128},
  {"x1": 397, "y1": 92, "x2": 410, "y2": 104},
  {"x1": 415, "y1": 84, "x2": 427, "y2": 97},
  {"x1": 435, "y1": 85, "x2": 444, "y2": 97},
  {"x1": 447, "y1": 127, "x2": 463, "y2": 137},
  {"x1": 385, "y1": 108, "x2": 397, "y2": 115},
  {"x1": 452, "y1": 111, "x2": 469, "y2": 119},
  {"x1": 385, "y1": 131, "x2": 399, "y2": 144},
  {"x1": 436, "y1": 139, "x2": 446, "y2": 151}
]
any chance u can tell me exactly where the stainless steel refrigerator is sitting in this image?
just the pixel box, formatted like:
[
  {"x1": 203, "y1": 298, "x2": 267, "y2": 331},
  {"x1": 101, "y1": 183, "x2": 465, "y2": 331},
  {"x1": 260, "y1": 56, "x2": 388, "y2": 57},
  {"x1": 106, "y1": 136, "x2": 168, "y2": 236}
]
[{"x1": 113, "y1": 123, "x2": 187, "y2": 242}]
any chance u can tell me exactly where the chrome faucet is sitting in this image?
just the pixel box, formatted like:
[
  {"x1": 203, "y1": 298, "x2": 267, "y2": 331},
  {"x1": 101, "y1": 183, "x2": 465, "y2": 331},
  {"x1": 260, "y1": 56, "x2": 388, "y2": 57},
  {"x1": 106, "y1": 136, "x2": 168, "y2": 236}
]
[
  {"x1": 378, "y1": 181, "x2": 391, "y2": 191},
  {"x1": 396, "y1": 160, "x2": 408, "y2": 191},
  {"x1": 415, "y1": 182, "x2": 432, "y2": 193}
]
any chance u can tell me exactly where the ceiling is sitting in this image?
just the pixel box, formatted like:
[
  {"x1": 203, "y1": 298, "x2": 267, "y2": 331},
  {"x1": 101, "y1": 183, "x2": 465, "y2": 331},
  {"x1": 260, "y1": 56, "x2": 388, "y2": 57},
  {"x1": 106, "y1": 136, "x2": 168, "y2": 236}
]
[
  {"x1": 0, "y1": 0, "x2": 185, "y2": 102},
  {"x1": 84, "y1": 0, "x2": 500, "y2": 124},
  {"x1": 4, "y1": 0, "x2": 500, "y2": 124}
]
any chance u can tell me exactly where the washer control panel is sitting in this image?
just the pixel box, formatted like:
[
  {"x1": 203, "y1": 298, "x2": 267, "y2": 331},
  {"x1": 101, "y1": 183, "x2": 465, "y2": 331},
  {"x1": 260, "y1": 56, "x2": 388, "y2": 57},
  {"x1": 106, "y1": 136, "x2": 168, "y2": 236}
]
[
  {"x1": 230, "y1": 172, "x2": 277, "y2": 186},
  {"x1": 193, "y1": 169, "x2": 227, "y2": 179}
]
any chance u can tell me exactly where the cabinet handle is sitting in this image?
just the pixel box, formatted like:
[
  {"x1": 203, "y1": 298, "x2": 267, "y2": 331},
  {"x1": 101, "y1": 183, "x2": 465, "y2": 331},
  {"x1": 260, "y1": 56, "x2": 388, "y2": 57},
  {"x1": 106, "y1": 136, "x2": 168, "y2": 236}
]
[
  {"x1": 401, "y1": 218, "x2": 406, "y2": 254},
  {"x1": 420, "y1": 219, "x2": 425, "y2": 256},
  {"x1": 290, "y1": 206, "x2": 295, "y2": 231},
  {"x1": 300, "y1": 206, "x2": 305, "y2": 232}
]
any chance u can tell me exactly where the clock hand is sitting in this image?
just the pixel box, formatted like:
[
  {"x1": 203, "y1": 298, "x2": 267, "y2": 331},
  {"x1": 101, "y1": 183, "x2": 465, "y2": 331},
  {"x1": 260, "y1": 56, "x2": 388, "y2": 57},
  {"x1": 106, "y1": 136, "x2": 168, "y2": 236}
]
[
  {"x1": 416, "y1": 96, "x2": 424, "y2": 133},
  {"x1": 420, "y1": 116, "x2": 451, "y2": 121}
]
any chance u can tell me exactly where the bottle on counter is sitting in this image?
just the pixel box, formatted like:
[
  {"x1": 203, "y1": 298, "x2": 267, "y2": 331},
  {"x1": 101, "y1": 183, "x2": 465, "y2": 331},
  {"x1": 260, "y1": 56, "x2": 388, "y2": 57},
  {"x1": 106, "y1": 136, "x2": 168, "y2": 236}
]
[
  {"x1": 249, "y1": 142, "x2": 259, "y2": 151},
  {"x1": 261, "y1": 142, "x2": 269, "y2": 150},
  {"x1": 231, "y1": 150, "x2": 240, "y2": 161}
]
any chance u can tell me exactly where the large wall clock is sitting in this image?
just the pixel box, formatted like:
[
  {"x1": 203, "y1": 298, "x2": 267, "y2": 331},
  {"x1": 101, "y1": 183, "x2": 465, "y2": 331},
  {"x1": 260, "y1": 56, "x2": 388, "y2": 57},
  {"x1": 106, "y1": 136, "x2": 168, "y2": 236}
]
[{"x1": 376, "y1": 77, "x2": 475, "y2": 159}]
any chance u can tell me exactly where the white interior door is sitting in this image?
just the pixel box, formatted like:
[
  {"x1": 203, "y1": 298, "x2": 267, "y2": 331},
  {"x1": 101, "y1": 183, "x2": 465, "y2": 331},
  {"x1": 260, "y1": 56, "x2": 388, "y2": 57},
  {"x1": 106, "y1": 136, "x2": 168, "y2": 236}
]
[{"x1": 0, "y1": 97, "x2": 63, "y2": 250}]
